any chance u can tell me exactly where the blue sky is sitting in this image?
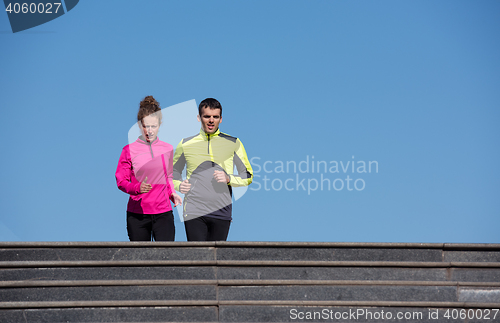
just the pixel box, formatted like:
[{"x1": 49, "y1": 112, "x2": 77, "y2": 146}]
[{"x1": 1, "y1": 1, "x2": 499, "y2": 243}]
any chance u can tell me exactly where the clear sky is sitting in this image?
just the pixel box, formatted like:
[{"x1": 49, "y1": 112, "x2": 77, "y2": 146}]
[{"x1": 1, "y1": 1, "x2": 499, "y2": 243}]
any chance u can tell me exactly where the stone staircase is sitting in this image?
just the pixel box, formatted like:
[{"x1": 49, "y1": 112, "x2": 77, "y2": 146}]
[{"x1": 0, "y1": 242, "x2": 499, "y2": 322}]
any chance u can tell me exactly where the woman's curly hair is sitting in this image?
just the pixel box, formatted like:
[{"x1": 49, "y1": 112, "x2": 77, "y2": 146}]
[{"x1": 137, "y1": 95, "x2": 162, "y2": 123}]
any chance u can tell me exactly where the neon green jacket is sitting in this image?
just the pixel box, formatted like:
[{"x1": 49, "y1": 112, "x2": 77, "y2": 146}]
[{"x1": 173, "y1": 128, "x2": 253, "y2": 220}]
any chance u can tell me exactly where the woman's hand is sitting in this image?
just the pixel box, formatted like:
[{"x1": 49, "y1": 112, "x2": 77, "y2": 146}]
[
  {"x1": 170, "y1": 192, "x2": 183, "y2": 207},
  {"x1": 140, "y1": 176, "x2": 152, "y2": 193}
]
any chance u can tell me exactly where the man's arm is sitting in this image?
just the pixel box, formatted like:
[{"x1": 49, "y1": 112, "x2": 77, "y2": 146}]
[
  {"x1": 172, "y1": 140, "x2": 186, "y2": 192},
  {"x1": 228, "y1": 139, "x2": 253, "y2": 187}
]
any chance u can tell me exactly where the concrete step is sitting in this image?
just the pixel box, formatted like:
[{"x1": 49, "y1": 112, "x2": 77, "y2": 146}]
[
  {"x1": 218, "y1": 285, "x2": 500, "y2": 303},
  {"x1": 0, "y1": 246, "x2": 215, "y2": 262},
  {"x1": 1, "y1": 263, "x2": 499, "y2": 284},
  {"x1": 2, "y1": 241, "x2": 500, "y2": 263},
  {"x1": 0, "y1": 266, "x2": 217, "y2": 281},
  {"x1": 218, "y1": 264, "x2": 500, "y2": 283},
  {"x1": 2, "y1": 280, "x2": 499, "y2": 303},
  {"x1": 0, "y1": 306, "x2": 218, "y2": 322},
  {"x1": 2, "y1": 304, "x2": 500, "y2": 323},
  {"x1": 0, "y1": 242, "x2": 499, "y2": 323},
  {"x1": 219, "y1": 305, "x2": 500, "y2": 322},
  {"x1": 0, "y1": 285, "x2": 216, "y2": 302},
  {"x1": 3, "y1": 283, "x2": 499, "y2": 304}
]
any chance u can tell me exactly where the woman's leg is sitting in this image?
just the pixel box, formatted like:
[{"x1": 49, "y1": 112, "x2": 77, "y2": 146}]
[
  {"x1": 126, "y1": 212, "x2": 152, "y2": 241},
  {"x1": 152, "y1": 211, "x2": 175, "y2": 241}
]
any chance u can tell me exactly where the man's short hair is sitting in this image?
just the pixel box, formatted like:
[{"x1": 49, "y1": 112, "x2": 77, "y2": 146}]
[{"x1": 198, "y1": 98, "x2": 222, "y2": 117}]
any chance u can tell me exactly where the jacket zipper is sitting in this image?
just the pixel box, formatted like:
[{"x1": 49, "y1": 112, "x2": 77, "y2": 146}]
[
  {"x1": 207, "y1": 134, "x2": 215, "y2": 167},
  {"x1": 149, "y1": 142, "x2": 154, "y2": 158},
  {"x1": 207, "y1": 134, "x2": 210, "y2": 154}
]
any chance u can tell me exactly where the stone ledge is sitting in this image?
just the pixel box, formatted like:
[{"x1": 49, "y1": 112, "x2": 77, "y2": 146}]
[
  {"x1": 1, "y1": 241, "x2": 499, "y2": 249},
  {"x1": 2, "y1": 300, "x2": 500, "y2": 309},
  {"x1": 0, "y1": 300, "x2": 219, "y2": 309},
  {"x1": 2, "y1": 260, "x2": 500, "y2": 268},
  {"x1": 3, "y1": 279, "x2": 500, "y2": 288}
]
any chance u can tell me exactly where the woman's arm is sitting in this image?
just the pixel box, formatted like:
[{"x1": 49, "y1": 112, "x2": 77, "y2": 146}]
[{"x1": 115, "y1": 146, "x2": 142, "y2": 195}]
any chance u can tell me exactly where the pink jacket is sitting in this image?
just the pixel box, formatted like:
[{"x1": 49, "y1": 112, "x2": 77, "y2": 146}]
[{"x1": 116, "y1": 137, "x2": 175, "y2": 214}]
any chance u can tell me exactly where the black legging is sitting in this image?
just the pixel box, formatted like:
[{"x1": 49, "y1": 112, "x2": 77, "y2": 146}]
[
  {"x1": 184, "y1": 216, "x2": 231, "y2": 241},
  {"x1": 126, "y1": 211, "x2": 175, "y2": 241}
]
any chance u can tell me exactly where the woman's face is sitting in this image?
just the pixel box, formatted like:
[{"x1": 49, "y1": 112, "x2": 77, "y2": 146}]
[{"x1": 141, "y1": 115, "x2": 161, "y2": 142}]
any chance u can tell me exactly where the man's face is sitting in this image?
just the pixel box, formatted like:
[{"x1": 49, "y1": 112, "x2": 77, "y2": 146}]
[
  {"x1": 141, "y1": 115, "x2": 160, "y2": 142},
  {"x1": 198, "y1": 107, "x2": 222, "y2": 134}
]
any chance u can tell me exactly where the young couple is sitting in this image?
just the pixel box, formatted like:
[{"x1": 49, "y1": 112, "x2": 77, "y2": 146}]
[{"x1": 115, "y1": 96, "x2": 253, "y2": 241}]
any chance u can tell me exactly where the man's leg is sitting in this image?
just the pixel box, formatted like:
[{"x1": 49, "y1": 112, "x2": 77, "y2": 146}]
[
  {"x1": 127, "y1": 212, "x2": 152, "y2": 241},
  {"x1": 206, "y1": 217, "x2": 231, "y2": 241},
  {"x1": 151, "y1": 211, "x2": 175, "y2": 241},
  {"x1": 184, "y1": 216, "x2": 209, "y2": 241}
]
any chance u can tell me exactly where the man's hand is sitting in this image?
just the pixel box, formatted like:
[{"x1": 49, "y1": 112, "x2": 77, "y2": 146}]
[
  {"x1": 179, "y1": 179, "x2": 191, "y2": 194},
  {"x1": 170, "y1": 192, "x2": 183, "y2": 207},
  {"x1": 140, "y1": 176, "x2": 152, "y2": 193},
  {"x1": 213, "y1": 170, "x2": 230, "y2": 184}
]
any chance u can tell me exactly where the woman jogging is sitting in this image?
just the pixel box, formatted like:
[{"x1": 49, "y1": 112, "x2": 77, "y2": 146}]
[{"x1": 116, "y1": 95, "x2": 181, "y2": 241}]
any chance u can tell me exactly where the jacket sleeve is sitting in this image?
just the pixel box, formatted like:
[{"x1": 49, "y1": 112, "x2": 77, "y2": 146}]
[
  {"x1": 172, "y1": 140, "x2": 186, "y2": 192},
  {"x1": 228, "y1": 139, "x2": 253, "y2": 187},
  {"x1": 115, "y1": 146, "x2": 141, "y2": 195}
]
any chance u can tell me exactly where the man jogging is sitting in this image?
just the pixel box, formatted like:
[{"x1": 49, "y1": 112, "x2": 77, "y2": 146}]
[{"x1": 173, "y1": 98, "x2": 253, "y2": 241}]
